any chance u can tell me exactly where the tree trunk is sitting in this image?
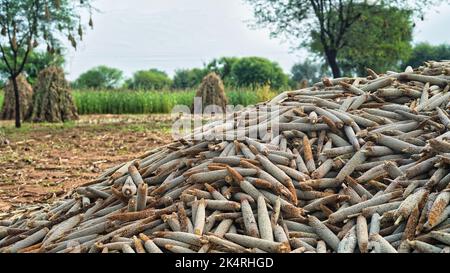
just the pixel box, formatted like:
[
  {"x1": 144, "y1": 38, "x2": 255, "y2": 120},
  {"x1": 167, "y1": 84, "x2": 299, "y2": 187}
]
[
  {"x1": 325, "y1": 50, "x2": 341, "y2": 78},
  {"x1": 11, "y1": 75, "x2": 21, "y2": 128}
]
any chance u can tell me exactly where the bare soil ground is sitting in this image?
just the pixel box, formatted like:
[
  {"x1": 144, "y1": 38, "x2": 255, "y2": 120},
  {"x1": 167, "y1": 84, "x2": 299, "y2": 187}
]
[{"x1": 0, "y1": 114, "x2": 173, "y2": 213}]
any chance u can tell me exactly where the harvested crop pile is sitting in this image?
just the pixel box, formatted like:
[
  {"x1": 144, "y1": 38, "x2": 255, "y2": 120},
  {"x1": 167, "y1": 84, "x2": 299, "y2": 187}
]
[
  {"x1": 192, "y1": 72, "x2": 228, "y2": 112},
  {"x1": 1, "y1": 61, "x2": 450, "y2": 253},
  {"x1": 0, "y1": 74, "x2": 33, "y2": 120},
  {"x1": 0, "y1": 131, "x2": 9, "y2": 147},
  {"x1": 25, "y1": 66, "x2": 79, "y2": 123}
]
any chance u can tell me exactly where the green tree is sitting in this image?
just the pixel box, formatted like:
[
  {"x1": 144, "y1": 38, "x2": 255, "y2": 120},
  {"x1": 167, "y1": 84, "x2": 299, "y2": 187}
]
[
  {"x1": 245, "y1": 0, "x2": 440, "y2": 78},
  {"x1": 0, "y1": 49, "x2": 64, "y2": 85},
  {"x1": 172, "y1": 68, "x2": 207, "y2": 89},
  {"x1": 127, "y1": 69, "x2": 172, "y2": 90},
  {"x1": 205, "y1": 57, "x2": 239, "y2": 85},
  {"x1": 0, "y1": 0, "x2": 94, "y2": 127},
  {"x1": 329, "y1": 5, "x2": 413, "y2": 76},
  {"x1": 403, "y1": 42, "x2": 450, "y2": 68},
  {"x1": 231, "y1": 56, "x2": 288, "y2": 89},
  {"x1": 25, "y1": 50, "x2": 64, "y2": 85},
  {"x1": 74, "y1": 65, "x2": 124, "y2": 89},
  {"x1": 290, "y1": 59, "x2": 328, "y2": 86}
]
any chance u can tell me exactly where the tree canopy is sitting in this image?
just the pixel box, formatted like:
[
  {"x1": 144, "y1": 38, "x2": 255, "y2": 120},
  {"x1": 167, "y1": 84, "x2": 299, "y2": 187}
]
[
  {"x1": 25, "y1": 50, "x2": 65, "y2": 85},
  {"x1": 245, "y1": 0, "x2": 441, "y2": 78},
  {"x1": 0, "y1": 49, "x2": 64, "y2": 86},
  {"x1": 172, "y1": 68, "x2": 207, "y2": 89},
  {"x1": 74, "y1": 65, "x2": 124, "y2": 89},
  {"x1": 290, "y1": 59, "x2": 328, "y2": 86},
  {"x1": 127, "y1": 69, "x2": 173, "y2": 90},
  {"x1": 205, "y1": 57, "x2": 239, "y2": 86},
  {"x1": 230, "y1": 56, "x2": 288, "y2": 89},
  {"x1": 330, "y1": 5, "x2": 413, "y2": 76}
]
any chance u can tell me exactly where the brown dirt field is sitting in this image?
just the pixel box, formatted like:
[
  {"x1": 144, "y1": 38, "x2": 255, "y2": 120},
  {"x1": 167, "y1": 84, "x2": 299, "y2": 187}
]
[{"x1": 0, "y1": 114, "x2": 173, "y2": 213}]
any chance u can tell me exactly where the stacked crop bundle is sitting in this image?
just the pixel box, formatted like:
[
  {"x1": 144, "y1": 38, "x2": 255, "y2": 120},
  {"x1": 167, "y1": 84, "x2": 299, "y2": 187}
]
[
  {"x1": 1, "y1": 61, "x2": 450, "y2": 253},
  {"x1": 25, "y1": 66, "x2": 79, "y2": 123},
  {"x1": 0, "y1": 74, "x2": 33, "y2": 120},
  {"x1": 0, "y1": 129, "x2": 9, "y2": 147}
]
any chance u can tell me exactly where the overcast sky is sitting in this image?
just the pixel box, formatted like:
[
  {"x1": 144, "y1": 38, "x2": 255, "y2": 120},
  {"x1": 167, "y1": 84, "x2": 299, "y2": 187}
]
[{"x1": 64, "y1": 0, "x2": 450, "y2": 80}]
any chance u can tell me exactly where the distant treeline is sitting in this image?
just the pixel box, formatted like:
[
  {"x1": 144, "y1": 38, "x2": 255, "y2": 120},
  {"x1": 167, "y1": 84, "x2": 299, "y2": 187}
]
[
  {"x1": 72, "y1": 56, "x2": 291, "y2": 91},
  {"x1": 1, "y1": 42, "x2": 450, "y2": 91},
  {"x1": 69, "y1": 42, "x2": 450, "y2": 91}
]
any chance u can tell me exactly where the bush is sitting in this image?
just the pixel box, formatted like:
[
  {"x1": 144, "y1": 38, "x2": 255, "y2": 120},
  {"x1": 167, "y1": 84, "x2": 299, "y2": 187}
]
[
  {"x1": 230, "y1": 57, "x2": 288, "y2": 90},
  {"x1": 73, "y1": 65, "x2": 124, "y2": 89},
  {"x1": 127, "y1": 69, "x2": 172, "y2": 90},
  {"x1": 255, "y1": 84, "x2": 277, "y2": 102}
]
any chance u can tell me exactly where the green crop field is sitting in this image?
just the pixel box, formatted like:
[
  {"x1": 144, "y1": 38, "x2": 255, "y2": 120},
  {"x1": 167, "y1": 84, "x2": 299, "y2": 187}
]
[
  {"x1": 0, "y1": 88, "x2": 278, "y2": 115},
  {"x1": 73, "y1": 90, "x2": 195, "y2": 114},
  {"x1": 72, "y1": 88, "x2": 275, "y2": 115}
]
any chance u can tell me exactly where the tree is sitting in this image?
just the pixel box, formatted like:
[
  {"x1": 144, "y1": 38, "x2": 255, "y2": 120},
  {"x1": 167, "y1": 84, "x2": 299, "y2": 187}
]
[
  {"x1": 230, "y1": 56, "x2": 288, "y2": 89},
  {"x1": 330, "y1": 5, "x2": 413, "y2": 76},
  {"x1": 245, "y1": 0, "x2": 440, "y2": 78},
  {"x1": 291, "y1": 59, "x2": 329, "y2": 86},
  {"x1": 24, "y1": 50, "x2": 64, "y2": 85},
  {"x1": 74, "y1": 65, "x2": 123, "y2": 89},
  {"x1": 172, "y1": 68, "x2": 207, "y2": 89},
  {"x1": 0, "y1": 49, "x2": 64, "y2": 85},
  {"x1": 127, "y1": 69, "x2": 172, "y2": 90},
  {"x1": 205, "y1": 57, "x2": 239, "y2": 86},
  {"x1": 403, "y1": 43, "x2": 450, "y2": 68},
  {"x1": 0, "y1": 0, "x2": 94, "y2": 127}
]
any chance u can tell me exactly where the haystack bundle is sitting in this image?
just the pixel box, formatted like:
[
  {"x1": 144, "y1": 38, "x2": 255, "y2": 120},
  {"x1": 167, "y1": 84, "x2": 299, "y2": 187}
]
[
  {"x1": 192, "y1": 72, "x2": 228, "y2": 112},
  {"x1": 0, "y1": 74, "x2": 33, "y2": 120},
  {"x1": 26, "y1": 66, "x2": 78, "y2": 123}
]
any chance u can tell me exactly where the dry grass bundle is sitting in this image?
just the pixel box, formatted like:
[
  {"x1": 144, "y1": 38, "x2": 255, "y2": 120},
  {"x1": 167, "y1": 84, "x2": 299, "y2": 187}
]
[
  {"x1": 0, "y1": 131, "x2": 9, "y2": 146},
  {"x1": 193, "y1": 72, "x2": 228, "y2": 112},
  {"x1": 0, "y1": 74, "x2": 33, "y2": 120},
  {"x1": 26, "y1": 66, "x2": 78, "y2": 122}
]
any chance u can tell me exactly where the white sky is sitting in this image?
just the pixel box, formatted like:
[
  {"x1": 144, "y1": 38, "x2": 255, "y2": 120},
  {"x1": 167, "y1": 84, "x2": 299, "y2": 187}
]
[{"x1": 64, "y1": 0, "x2": 450, "y2": 80}]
